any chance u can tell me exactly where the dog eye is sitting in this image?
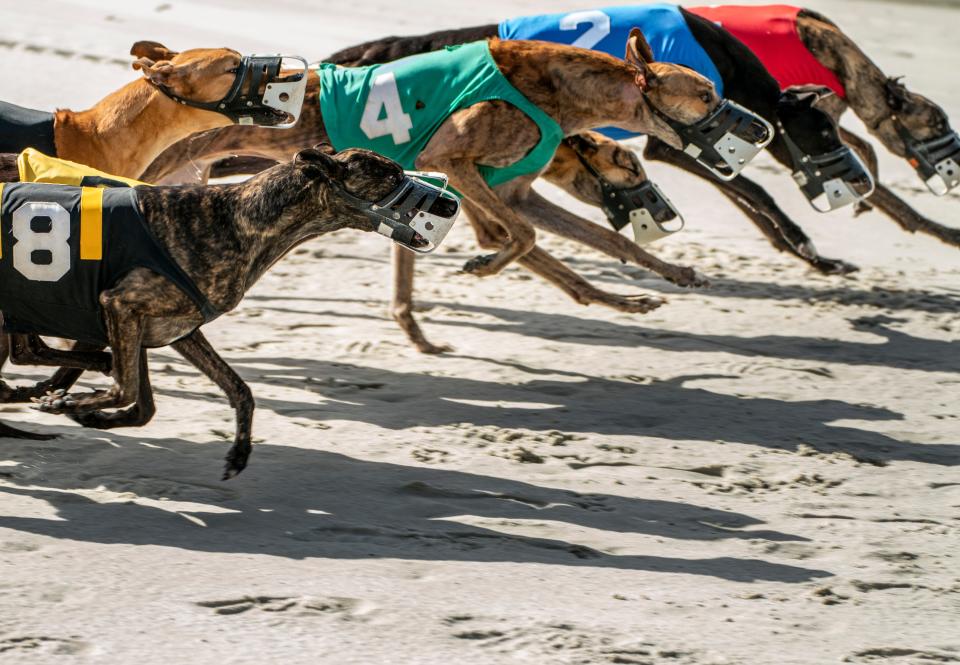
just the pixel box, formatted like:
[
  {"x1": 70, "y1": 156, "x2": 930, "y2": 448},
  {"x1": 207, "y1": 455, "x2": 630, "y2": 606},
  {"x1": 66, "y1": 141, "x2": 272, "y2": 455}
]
[{"x1": 700, "y1": 93, "x2": 712, "y2": 104}]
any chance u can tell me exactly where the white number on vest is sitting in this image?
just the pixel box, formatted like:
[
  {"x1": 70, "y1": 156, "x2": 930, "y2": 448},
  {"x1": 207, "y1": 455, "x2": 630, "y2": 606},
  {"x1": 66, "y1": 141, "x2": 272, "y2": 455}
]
[
  {"x1": 560, "y1": 10, "x2": 612, "y2": 50},
  {"x1": 360, "y1": 71, "x2": 414, "y2": 145},
  {"x1": 11, "y1": 201, "x2": 72, "y2": 282}
]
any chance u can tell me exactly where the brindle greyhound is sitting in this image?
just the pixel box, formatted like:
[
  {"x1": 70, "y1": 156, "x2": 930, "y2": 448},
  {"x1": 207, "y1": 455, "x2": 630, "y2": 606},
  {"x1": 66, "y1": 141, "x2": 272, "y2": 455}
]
[
  {"x1": 141, "y1": 33, "x2": 722, "y2": 353},
  {"x1": 1, "y1": 147, "x2": 446, "y2": 477},
  {"x1": 322, "y1": 6, "x2": 958, "y2": 264}
]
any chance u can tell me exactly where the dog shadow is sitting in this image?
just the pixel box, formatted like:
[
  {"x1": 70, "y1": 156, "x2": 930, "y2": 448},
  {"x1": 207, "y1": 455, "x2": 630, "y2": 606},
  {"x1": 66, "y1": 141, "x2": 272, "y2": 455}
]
[
  {"x1": 145, "y1": 348, "x2": 959, "y2": 468},
  {"x1": 273, "y1": 297, "x2": 958, "y2": 375},
  {"x1": 0, "y1": 435, "x2": 829, "y2": 584}
]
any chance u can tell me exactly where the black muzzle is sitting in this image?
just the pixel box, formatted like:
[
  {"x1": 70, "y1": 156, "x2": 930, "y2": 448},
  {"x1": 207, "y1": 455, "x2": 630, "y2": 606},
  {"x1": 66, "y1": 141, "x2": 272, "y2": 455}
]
[
  {"x1": 654, "y1": 99, "x2": 774, "y2": 181},
  {"x1": 157, "y1": 55, "x2": 308, "y2": 128},
  {"x1": 781, "y1": 127, "x2": 875, "y2": 212},
  {"x1": 899, "y1": 125, "x2": 960, "y2": 196},
  {"x1": 572, "y1": 144, "x2": 684, "y2": 245},
  {"x1": 335, "y1": 172, "x2": 461, "y2": 253}
]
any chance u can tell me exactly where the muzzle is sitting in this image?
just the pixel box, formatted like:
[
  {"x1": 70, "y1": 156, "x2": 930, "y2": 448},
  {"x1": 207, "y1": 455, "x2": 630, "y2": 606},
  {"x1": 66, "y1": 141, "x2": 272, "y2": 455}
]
[
  {"x1": 653, "y1": 99, "x2": 774, "y2": 181},
  {"x1": 897, "y1": 122, "x2": 960, "y2": 196},
  {"x1": 781, "y1": 126, "x2": 875, "y2": 212},
  {"x1": 156, "y1": 55, "x2": 308, "y2": 128},
  {"x1": 335, "y1": 172, "x2": 461, "y2": 253},
  {"x1": 571, "y1": 144, "x2": 684, "y2": 245}
]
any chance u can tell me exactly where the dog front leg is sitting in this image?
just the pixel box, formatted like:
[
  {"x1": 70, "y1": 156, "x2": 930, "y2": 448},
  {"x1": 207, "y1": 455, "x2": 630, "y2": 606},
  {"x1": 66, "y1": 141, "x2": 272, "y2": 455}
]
[
  {"x1": 644, "y1": 138, "x2": 859, "y2": 275},
  {"x1": 466, "y1": 201, "x2": 664, "y2": 314},
  {"x1": 514, "y1": 190, "x2": 708, "y2": 287},
  {"x1": 172, "y1": 330, "x2": 254, "y2": 480},
  {"x1": 68, "y1": 350, "x2": 156, "y2": 430},
  {"x1": 838, "y1": 128, "x2": 960, "y2": 249}
]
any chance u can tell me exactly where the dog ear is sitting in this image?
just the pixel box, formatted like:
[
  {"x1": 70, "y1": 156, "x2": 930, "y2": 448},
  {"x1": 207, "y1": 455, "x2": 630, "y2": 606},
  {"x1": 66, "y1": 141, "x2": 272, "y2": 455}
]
[
  {"x1": 625, "y1": 28, "x2": 656, "y2": 91},
  {"x1": 133, "y1": 57, "x2": 177, "y2": 86},
  {"x1": 311, "y1": 143, "x2": 337, "y2": 156},
  {"x1": 780, "y1": 85, "x2": 834, "y2": 109},
  {"x1": 130, "y1": 41, "x2": 179, "y2": 62},
  {"x1": 295, "y1": 148, "x2": 342, "y2": 179}
]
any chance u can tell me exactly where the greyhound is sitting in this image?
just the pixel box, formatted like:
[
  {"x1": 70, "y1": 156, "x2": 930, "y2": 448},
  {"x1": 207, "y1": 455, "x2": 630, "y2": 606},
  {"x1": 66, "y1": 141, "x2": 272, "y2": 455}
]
[
  {"x1": 0, "y1": 147, "x2": 459, "y2": 477},
  {"x1": 325, "y1": 4, "x2": 958, "y2": 265}
]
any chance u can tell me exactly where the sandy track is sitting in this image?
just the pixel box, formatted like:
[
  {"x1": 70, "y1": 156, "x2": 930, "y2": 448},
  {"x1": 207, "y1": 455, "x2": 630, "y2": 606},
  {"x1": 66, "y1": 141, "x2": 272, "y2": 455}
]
[{"x1": 1, "y1": 1, "x2": 958, "y2": 663}]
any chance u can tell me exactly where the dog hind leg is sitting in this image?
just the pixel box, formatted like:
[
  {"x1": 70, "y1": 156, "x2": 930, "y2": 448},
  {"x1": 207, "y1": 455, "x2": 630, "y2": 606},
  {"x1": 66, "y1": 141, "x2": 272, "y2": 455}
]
[{"x1": 390, "y1": 244, "x2": 453, "y2": 354}]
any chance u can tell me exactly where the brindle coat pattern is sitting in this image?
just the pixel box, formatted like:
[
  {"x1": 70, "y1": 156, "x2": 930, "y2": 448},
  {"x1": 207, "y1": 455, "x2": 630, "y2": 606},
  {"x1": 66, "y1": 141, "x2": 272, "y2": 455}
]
[
  {"x1": 2, "y1": 148, "x2": 411, "y2": 478},
  {"x1": 795, "y1": 9, "x2": 960, "y2": 248},
  {"x1": 142, "y1": 34, "x2": 720, "y2": 352}
]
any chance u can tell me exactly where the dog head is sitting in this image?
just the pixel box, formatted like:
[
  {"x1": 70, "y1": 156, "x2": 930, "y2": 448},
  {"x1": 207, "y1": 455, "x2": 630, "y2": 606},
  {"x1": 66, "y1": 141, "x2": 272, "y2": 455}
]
[
  {"x1": 874, "y1": 77, "x2": 953, "y2": 157},
  {"x1": 545, "y1": 131, "x2": 649, "y2": 203},
  {"x1": 623, "y1": 28, "x2": 721, "y2": 149},
  {"x1": 282, "y1": 146, "x2": 459, "y2": 250},
  {"x1": 132, "y1": 41, "x2": 243, "y2": 107}
]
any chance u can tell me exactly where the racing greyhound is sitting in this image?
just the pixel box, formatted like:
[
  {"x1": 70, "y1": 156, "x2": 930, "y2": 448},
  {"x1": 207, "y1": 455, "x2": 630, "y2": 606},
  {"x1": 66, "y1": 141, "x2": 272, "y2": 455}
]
[{"x1": 0, "y1": 147, "x2": 459, "y2": 477}]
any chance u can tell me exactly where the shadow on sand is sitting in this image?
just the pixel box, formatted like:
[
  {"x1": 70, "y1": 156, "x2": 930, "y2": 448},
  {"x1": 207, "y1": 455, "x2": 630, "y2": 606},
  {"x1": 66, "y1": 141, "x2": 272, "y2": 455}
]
[{"x1": 0, "y1": 435, "x2": 829, "y2": 584}]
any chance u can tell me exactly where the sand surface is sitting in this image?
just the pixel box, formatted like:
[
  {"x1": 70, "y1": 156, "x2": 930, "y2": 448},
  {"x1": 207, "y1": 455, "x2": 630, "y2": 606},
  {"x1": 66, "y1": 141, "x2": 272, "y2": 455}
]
[{"x1": 1, "y1": 1, "x2": 958, "y2": 663}]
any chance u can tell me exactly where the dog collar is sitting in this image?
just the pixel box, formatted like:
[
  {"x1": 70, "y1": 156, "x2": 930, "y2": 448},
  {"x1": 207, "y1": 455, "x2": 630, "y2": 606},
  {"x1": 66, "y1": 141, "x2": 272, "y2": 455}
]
[
  {"x1": 333, "y1": 171, "x2": 461, "y2": 253},
  {"x1": 650, "y1": 98, "x2": 774, "y2": 181},
  {"x1": 154, "y1": 55, "x2": 309, "y2": 128},
  {"x1": 569, "y1": 143, "x2": 684, "y2": 245},
  {"x1": 893, "y1": 118, "x2": 960, "y2": 196},
  {"x1": 780, "y1": 125, "x2": 875, "y2": 212}
]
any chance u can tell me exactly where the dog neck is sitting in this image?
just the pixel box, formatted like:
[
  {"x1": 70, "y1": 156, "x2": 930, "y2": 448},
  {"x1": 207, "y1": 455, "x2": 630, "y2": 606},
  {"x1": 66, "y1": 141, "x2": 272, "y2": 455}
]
[
  {"x1": 490, "y1": 40, "x2": 649, "y2": 136},
  {"x1": 796, "y1": 12, "x2": 892, "y2": 131},
  {"x1": 52, "y1": 79, "x2": 232, "y2": 180}
]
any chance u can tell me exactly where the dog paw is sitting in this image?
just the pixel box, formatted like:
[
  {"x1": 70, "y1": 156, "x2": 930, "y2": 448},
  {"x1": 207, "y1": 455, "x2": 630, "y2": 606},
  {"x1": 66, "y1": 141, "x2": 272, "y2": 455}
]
[
  {"x1": 461, "y1": 254, "x2": 496, "y2": 277},
  {"x1": 416, "y1": 341, "x2": 454, "y2": 355},
  {"x1": 607, "y1": 294, "x2": 665, "y2": 314},
  {"x1": 31, "y1": 389, "x2": 80, "y2": 415},
  {"x1": 668, "y1": 268, "x2": 710, "y2": 289},
  {"x1": 812, "y1": 257, "x2": 860, "y2": 275},
  {"x1": 222, "y1": 443, "x2": 251, "y2": 481}
]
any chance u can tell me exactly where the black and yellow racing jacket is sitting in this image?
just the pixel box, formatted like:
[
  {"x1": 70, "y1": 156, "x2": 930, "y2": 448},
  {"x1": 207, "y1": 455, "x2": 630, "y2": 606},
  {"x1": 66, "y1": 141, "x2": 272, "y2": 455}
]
[{"x1": 0, "y1": 150, "x2": 218, "y2": 345}]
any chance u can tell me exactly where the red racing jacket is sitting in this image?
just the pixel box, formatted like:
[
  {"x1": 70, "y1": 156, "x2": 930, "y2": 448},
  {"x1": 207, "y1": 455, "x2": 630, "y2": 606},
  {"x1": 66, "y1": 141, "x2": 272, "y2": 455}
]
[{"x1": 687, "y1": 4, "x2": 846, "y2": 98}]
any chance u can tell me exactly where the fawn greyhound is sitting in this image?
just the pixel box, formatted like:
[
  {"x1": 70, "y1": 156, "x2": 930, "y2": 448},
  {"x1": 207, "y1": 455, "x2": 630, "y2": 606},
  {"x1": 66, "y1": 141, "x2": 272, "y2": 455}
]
[
  {"x1": 0, "y1": 147, "x2": 459, "y2": 477},
  {"x1": 325, "y1": 4, "x2": 957, "y2": 272}
]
